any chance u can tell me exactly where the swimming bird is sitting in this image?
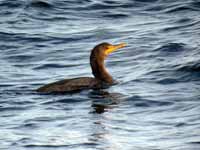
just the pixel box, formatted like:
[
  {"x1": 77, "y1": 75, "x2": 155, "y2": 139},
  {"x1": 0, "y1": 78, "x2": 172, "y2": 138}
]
[{"x1": 36, "y1": 42, "x2": 126, "y2": 93}]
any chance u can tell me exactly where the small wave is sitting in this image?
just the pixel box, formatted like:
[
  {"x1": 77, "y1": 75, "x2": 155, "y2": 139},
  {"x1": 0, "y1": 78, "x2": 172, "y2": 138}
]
[
  {"x1": 177, "y1": 62, "x2": 200, "y2": 72},
  {"x1": 0, "y1": 32, "x2": 22, "y2": 42},
  {"x1": 144, "y1": 5, "x2": 165, "y2": 12},
  {"x1": 24, "y1": 144, "x2": 69, "y2": 148},
  {"x1": 103, "y1": 0, "x2": 121, "y2": 5},
  {"x1": 126, "y1": 96, "x2": 173, "y2": 107},
  {"x1": 6, "y1": 54, "x2": 34, "y2": 62},
  {"x1": 0, "y1": 105, "x2": 30, "y2": 111},
  {"x1": 34, "y1": 63, "x2": 78, "y2": 70},
  {"x1": 161, "y1": 20, "x2": 199, "y2": 33},
  {"x1": 170, "y1": 62, "x2": 200, "y2": 82},
  {"x1": 188, "y1": 141, "x2": 200, "y2": 145},
  {"x1": 0, "y1": 84, "x2": 14, "y2": 88},
  {"x1": 190, "y1": 1, "x2": 200, "y2": 11},
  {"x1": 0, "y1": 89, "x2": 36, "y2": 96},
  {"x1": 134, "y1": 0, "x2": 159, "y2": 2},
  {"x1": 85, "y1": 2, "x2": 133, "y2": 10},
  {"x1": 42, "y1": 98, "x2": 85, "y2": 105},
  {"x1": 23, "y1": 142, "x2": 98, "y2": 148},
  {"x1": 103, "y1": 13, "x2": 129, "y2": 18},
  {"x1": 175, "y1": 18, "x2": 193, "y2": 24},
  {"x1": 164, "y1": 5, "x2": 198, "y2": 13},
  {"x1": 0, "y1": 0, "x2": 23, "y2": 8},
  {"x1": 28, "y1": 0, "x2": 53, "y2": 9},
  {"x1": 175, "y1": 122, "x2": 187, "y2": 127},
  {"x1": 191, "y1": 1, "x2": 200, "y2": 8},
  {"x1": 0, "y1": 32, "x2": 51, "y2": 44},
  {"x1": 156, "y1": 77, "x2": 179, "y2": 84},
  {"x1": 83, "y1": 3, "x2": 113, "y2": 10},
  {"x1": 10, "y1": 122, "x2": 38, "y2": 130},
  {"x1": 154, "y1": 43, "x2": 187, "y2": 54}
]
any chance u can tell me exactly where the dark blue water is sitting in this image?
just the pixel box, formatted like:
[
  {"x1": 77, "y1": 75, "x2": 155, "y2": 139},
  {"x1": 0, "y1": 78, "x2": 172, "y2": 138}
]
[{"x1": 1, "y1": 0, "x2": 200, "y2": 149}]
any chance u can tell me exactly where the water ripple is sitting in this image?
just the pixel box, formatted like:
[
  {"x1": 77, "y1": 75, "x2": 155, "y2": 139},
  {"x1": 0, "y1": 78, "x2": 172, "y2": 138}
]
[{"x1": 1, "y1": 0, "x2": 200, "y2": 149}]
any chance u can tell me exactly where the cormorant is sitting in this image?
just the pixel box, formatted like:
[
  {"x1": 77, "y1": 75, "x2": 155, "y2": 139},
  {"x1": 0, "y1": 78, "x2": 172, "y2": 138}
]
[{"x1": 36, "y1": 42, "x2": 126, "y2": 93}]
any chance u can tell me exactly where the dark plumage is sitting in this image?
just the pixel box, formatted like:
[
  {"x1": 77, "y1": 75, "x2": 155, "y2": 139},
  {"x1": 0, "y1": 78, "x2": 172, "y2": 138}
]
[{"x1": 36, "y1": 42, "x2": 126, "y2": 93}]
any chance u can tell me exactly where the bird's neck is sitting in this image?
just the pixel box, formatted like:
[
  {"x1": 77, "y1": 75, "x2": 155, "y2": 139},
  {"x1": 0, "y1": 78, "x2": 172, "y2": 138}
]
[{"x1": 90, "y1": 58, "x2": 114, "y2": 84}]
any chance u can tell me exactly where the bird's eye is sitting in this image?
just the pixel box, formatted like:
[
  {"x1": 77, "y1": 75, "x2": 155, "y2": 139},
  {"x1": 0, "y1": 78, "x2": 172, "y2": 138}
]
[{"x1": 105, "y1": 46, "x2": 110, "y2": 50}]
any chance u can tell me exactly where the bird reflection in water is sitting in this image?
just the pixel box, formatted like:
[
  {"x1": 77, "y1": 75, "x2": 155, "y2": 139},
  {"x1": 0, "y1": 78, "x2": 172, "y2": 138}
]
[
  {"x1": 88, "y1": 90, "x2": 126, "y2": 149},
  {"x1": 88, "y1": 89, "x2": 126, "y2": 114}
]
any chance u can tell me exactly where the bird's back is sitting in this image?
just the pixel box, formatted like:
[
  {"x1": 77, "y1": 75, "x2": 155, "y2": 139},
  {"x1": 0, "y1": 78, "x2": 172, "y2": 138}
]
[{"x1": 36, "y1": 77, "x2": 102, "y2": 93}]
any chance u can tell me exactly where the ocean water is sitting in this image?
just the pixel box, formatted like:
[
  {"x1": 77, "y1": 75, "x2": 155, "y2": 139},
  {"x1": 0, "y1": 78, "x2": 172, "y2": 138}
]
[{"x1": 0, "y1": 0, "x2": 200, "y2": 149}]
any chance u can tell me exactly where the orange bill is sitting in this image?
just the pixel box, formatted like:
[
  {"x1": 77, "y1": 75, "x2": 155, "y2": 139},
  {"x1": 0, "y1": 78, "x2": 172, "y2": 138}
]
[{"x1": 105, "y1": 43, "x2": 127, "y2": 55}]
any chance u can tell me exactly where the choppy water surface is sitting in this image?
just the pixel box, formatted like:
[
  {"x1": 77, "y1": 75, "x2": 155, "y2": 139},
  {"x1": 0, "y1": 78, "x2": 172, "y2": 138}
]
[{"x1": 0, "y1": 0, "x2": 200, "y2": 149}]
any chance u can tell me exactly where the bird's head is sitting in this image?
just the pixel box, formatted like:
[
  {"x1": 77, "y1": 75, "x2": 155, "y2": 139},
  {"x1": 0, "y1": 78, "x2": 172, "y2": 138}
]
[
  {"x1": 91, "y1": 42, "x2": 126, "y2": 59},
  {"x1": 90, "y1": 42, "x2": 126, "y2": 83}
]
